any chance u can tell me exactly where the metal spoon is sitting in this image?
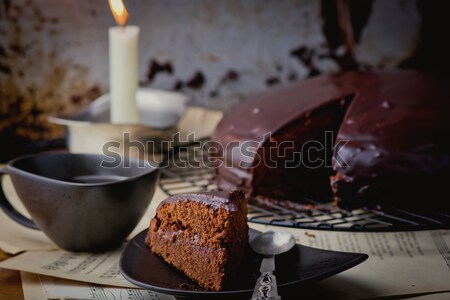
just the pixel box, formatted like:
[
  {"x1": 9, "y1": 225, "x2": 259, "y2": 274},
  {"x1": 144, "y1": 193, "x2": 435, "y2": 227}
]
[{"x1": 250, "y1": 231, "x2": 296, "y2": 300}]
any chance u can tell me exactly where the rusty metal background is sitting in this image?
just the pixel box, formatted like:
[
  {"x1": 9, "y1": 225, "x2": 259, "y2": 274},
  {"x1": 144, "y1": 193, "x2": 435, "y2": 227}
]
[{"x1": 0, "y1": 0, "x2": 427, "y2": 160}]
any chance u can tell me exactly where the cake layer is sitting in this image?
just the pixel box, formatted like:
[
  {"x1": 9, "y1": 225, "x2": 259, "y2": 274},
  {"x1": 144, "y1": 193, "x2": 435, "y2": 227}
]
[{"x1": 149, "y1": 228, "x2": 228, "y2": 291}]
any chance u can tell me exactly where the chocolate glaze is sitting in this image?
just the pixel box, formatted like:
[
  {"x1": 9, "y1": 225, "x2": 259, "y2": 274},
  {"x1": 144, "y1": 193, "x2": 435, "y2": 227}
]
[
  {"x1": 332, "y1": 72, "x2": 450, "y2": 207},
  {"x1": 158, "y1": 191, "x2": 245, "y2": 212},
  {"x1": 213, "y1": 71, "x2": 450, "y2": 208},
  {"x1": 334, "y1": 72, "x2": 450, "y2": 178}
]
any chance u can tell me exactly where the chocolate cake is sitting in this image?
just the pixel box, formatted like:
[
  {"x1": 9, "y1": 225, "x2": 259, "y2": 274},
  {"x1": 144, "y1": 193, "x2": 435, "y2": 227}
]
[
  {"x1": 146, "y1": 191, "x2": 248, "y2": 291},
  {"x1": 212, "y1": 71, "x2": 450, "y2": 208}
]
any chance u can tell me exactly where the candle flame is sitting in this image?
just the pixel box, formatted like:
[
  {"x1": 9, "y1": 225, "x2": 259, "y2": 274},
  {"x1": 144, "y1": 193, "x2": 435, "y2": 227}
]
[{"x1": 108, "y1": 0, "x2": 129, "y2": 26}]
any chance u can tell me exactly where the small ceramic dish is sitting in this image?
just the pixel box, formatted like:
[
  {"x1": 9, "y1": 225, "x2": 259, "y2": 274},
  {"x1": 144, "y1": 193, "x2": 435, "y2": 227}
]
[{"x1": 48, "y1": 88, "x2": 188, "y2": 154}]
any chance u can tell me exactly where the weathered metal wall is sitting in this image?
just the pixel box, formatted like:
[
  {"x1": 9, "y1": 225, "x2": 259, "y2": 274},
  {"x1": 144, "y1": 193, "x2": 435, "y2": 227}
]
[{"x1": 0, "y1": 0, "x2": 424, "y2": 160}]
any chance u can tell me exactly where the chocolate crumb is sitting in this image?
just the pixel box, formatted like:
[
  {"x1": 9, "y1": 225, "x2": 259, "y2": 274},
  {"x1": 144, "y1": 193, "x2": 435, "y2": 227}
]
[
  {"x1": 179, "y1": 283, "x2": 190, "y2": 290},
  {"x1": 304, "y1": 231, "x2": 316, "y2": 238}
]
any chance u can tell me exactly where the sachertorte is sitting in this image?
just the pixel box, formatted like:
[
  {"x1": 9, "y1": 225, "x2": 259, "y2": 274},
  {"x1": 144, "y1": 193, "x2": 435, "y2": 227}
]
[
  {"x1": 212, "y1": 71, "x2": 450, "y2": 208},
  {"x1": 146, "y1": 191, "x2": 248, "y2": 291}
]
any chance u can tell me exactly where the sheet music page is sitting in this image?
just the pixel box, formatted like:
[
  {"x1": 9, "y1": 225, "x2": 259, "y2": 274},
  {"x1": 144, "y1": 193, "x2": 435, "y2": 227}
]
[
  {"x1": 251, "y1": 223, "x2": 450, "y2": 299},
  {"x1": 40, "y1": 275, "x2": 174, "y2": 300},
  {"x1": 21, "y1": 271, "x2": 175, "y2": 300},
  {"x1": 1, "y1": 247, "x2": 135, "y2": 288}
]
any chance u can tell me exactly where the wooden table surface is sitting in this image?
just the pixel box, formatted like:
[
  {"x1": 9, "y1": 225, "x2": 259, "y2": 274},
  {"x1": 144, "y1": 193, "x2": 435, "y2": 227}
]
[{"x1": 0, "y1": 250, "x2": 24, "y2": 300}]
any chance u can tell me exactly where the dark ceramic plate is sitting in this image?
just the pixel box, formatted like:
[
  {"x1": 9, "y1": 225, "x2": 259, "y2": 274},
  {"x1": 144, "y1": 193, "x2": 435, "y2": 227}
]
[{"x1": 120, "y1": 229, "x2": 368, "y2": 299}]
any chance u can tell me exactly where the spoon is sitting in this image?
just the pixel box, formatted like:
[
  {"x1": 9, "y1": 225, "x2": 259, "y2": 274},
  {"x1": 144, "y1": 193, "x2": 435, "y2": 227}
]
[{"x1": 250, "y1": 231, "x2": 296, "y2": 300}]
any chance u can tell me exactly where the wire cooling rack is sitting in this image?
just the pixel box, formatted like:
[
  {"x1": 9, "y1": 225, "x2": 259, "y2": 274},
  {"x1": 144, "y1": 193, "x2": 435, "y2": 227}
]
[{"x1": 159, "y1": 139, "x2": 450, "y2": 231}]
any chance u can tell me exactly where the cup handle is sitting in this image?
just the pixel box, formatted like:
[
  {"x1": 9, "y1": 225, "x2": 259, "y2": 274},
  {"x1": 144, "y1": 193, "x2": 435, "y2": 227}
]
[{"x1": 0, "y1": 168, "x2": 39, "y2": 230}]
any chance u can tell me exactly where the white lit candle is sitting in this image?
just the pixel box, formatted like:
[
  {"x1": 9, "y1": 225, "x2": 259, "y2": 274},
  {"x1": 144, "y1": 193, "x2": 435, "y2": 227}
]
[{"x1": 108, "y1": 0, "x2": 139, "y2": 124}]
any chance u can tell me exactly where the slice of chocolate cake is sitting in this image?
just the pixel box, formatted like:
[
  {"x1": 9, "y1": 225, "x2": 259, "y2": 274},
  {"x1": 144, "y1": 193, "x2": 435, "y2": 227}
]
[{"x1": 146, "y1": 191, "x2": 248, "y2": 291}]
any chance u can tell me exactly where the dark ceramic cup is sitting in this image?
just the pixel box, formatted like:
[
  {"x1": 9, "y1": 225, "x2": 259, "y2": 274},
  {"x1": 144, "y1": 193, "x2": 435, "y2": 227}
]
[{"x1": 0, "y1": 153, "x2": 159, "y2": 252}]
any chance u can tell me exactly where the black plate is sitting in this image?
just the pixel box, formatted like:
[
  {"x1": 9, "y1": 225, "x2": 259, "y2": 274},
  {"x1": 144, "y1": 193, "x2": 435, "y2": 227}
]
[{"x1": 120, "y1": 229, "x2": 368, "y2": 299}]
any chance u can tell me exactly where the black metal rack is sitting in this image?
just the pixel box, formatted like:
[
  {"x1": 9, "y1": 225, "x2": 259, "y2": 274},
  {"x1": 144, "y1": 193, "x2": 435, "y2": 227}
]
[{"x1": 159, "y1": 139, "x2": 450, "y2": 231}]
